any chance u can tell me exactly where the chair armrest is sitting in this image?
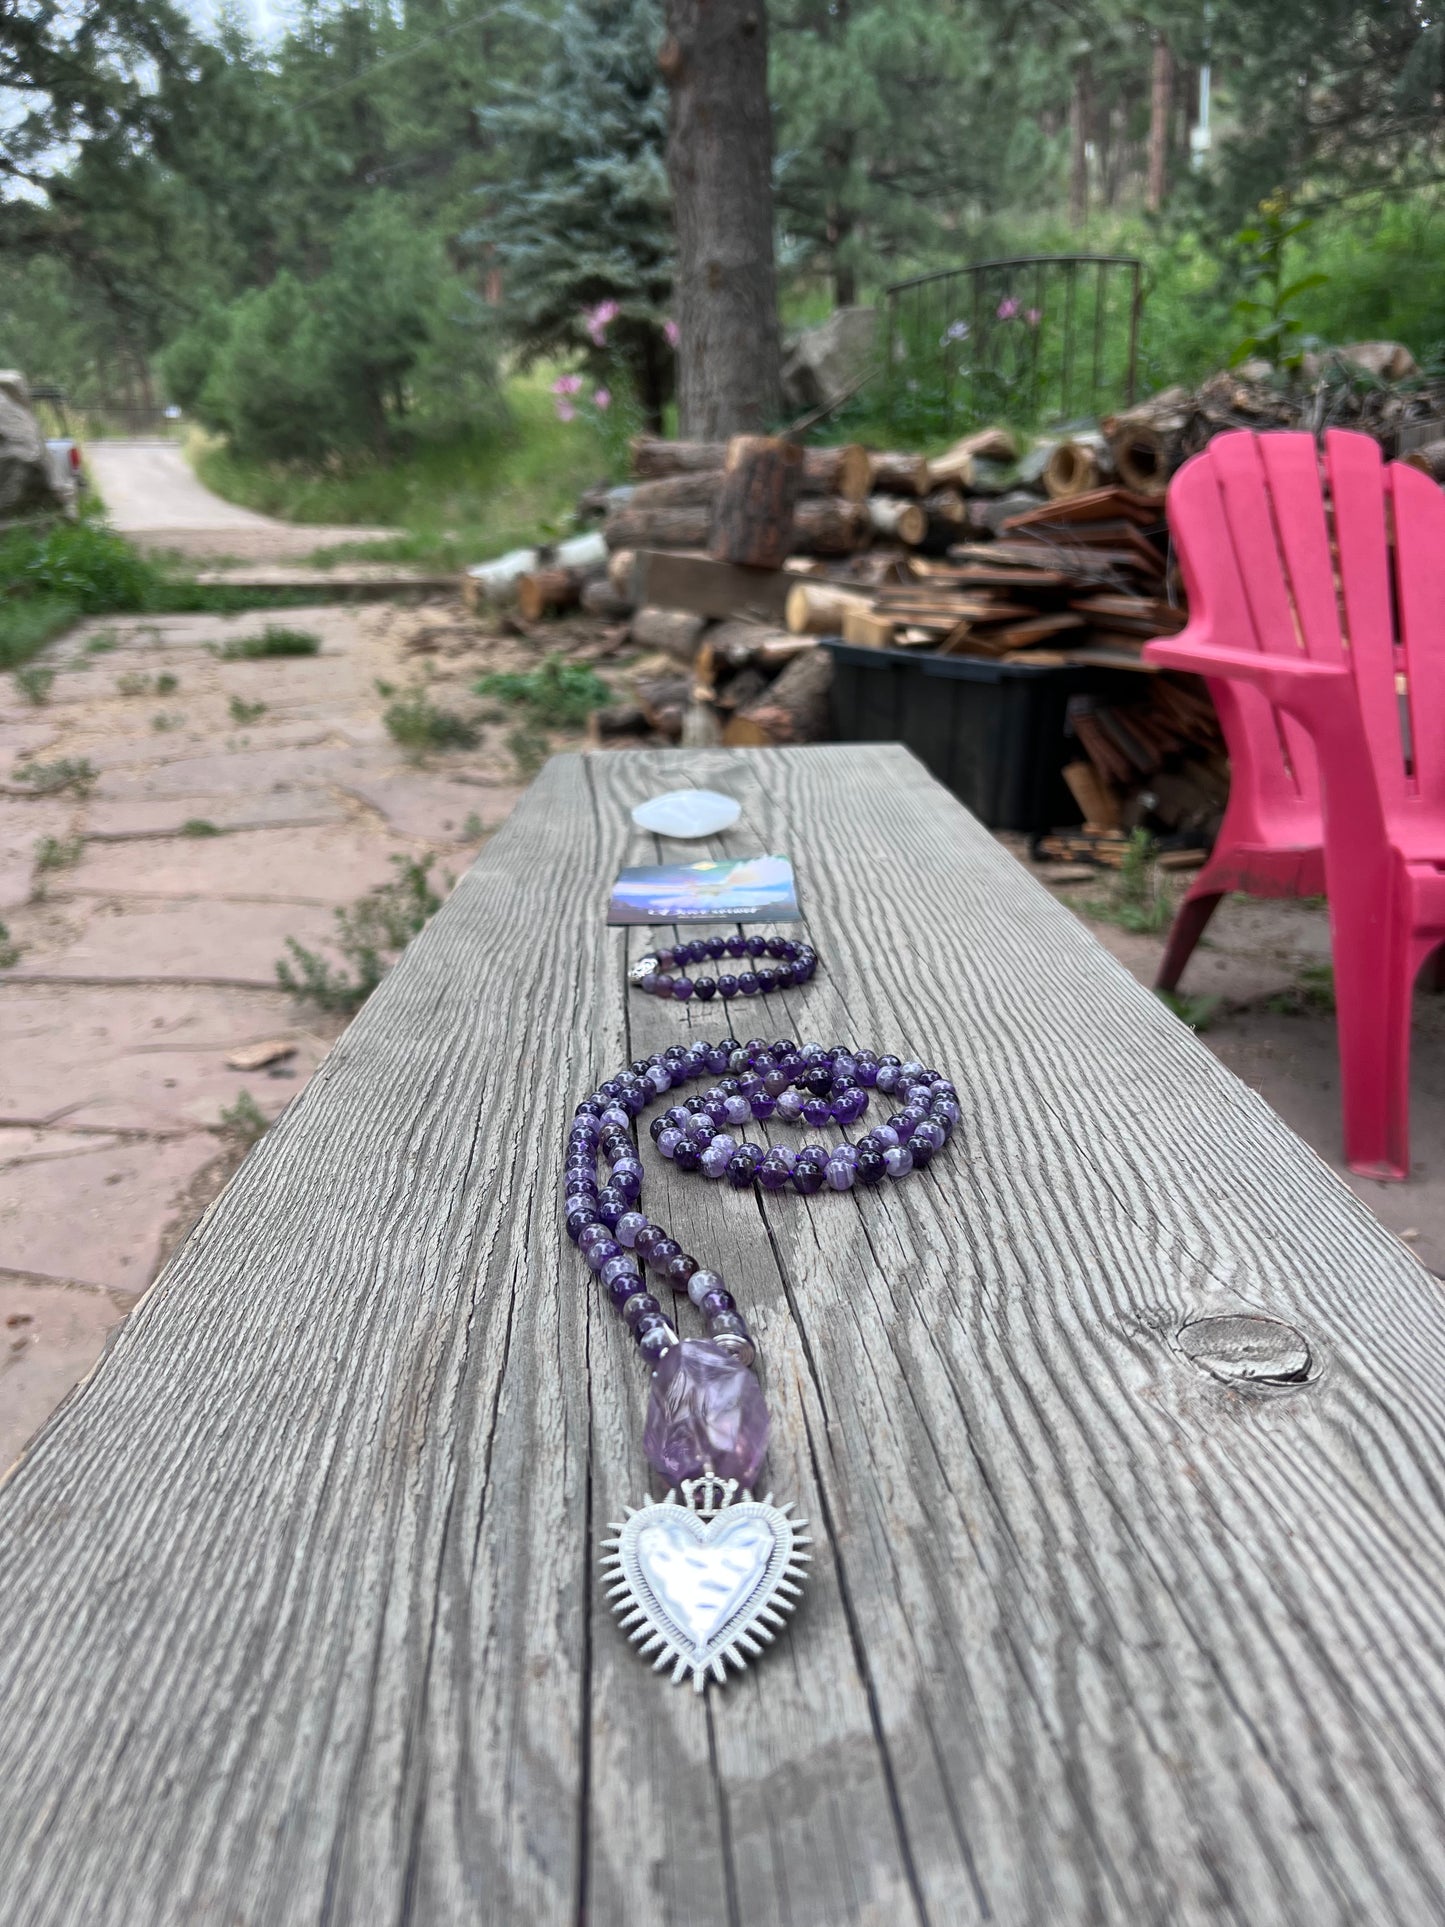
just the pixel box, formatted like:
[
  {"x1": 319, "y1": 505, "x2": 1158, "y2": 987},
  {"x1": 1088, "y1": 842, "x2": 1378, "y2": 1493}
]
[{"x1": 1144, "y1": 630, "x2": 1349, "y2": 710}]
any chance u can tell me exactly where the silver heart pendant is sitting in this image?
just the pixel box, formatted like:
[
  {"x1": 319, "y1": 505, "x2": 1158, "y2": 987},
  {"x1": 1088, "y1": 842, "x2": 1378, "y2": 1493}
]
[{"x1": 603, "y1": 1470, "x2": 811, "y2": 1690}]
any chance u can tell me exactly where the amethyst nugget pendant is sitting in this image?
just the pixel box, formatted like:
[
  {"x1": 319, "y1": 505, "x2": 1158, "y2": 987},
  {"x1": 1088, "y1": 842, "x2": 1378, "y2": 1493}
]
[{"x1": 604, "y1": 1468, "x2": 811, "y2": 1692}]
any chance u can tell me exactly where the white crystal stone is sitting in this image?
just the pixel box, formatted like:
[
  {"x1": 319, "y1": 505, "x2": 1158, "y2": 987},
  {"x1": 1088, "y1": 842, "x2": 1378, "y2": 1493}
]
[{"x1": 630, "y1": 789, "x2": 741, "y2": 839}]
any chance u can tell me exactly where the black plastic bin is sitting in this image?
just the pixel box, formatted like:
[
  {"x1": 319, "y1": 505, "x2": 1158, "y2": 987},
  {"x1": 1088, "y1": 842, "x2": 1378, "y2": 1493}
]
[{"x1": 822, "y1": 638, "x2": 1139, "y2": 832}]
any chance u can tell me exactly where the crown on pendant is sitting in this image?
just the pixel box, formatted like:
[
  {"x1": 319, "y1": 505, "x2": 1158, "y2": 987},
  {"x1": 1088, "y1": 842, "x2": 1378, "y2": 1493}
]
[
  {"x1": 628, "y1": 954, "x2": 660, "y2": 983},
  {"x1": 678, "y1": 1466, "x2": 742, "y2": 1517}
]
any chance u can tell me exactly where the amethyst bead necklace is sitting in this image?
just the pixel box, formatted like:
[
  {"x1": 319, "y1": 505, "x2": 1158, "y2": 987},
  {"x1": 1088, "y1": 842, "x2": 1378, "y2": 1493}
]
[
  {"x1": 629, "y1": 934, "x2": 817, "y2": 1004},
  {"x1": 570, "y1": 1032, "x2": 961, "y2": 1688}
]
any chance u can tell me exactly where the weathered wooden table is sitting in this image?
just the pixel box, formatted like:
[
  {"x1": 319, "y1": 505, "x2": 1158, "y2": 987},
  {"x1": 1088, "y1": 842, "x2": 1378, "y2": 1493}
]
[{"x1": 3, "y1": 744, "x2": 1445, "y2": 1926}]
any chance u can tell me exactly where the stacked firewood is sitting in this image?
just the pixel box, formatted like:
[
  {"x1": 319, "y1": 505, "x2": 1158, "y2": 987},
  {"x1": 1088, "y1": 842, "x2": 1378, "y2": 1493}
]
[{"x1": 803, "y1": 485, "x2": 1185, "y2": 666}]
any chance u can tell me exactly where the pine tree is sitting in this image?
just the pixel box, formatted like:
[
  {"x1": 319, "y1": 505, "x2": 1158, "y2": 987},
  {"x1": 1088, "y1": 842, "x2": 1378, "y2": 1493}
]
[{"x1": 475, "y1": 0, "x2": 675, "y2": 430}]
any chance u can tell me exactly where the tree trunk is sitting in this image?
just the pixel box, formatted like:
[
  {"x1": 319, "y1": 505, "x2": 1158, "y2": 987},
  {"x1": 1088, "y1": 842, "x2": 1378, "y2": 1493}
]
[
  {"x1": 662, "y1": 0, "x2": 782, "y2": 437},
  {"x1": 1147, "y1": 32, "x2": 1175, "y2": 213},
  {"x1": 710, "y1": 435, "x2": 803, "y2": 567},
  {"x1": 1069, "y1": 54, "x2": 1093, "y2": 226}
]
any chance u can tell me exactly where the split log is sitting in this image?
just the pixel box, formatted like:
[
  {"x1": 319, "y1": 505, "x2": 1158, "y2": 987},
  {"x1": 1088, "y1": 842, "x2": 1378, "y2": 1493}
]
[
  {"x1": 867, "y1": 495, "x2": 928, "y2": 545},
  {"x1": 714, "y1": 664, "x2": 769, "y2": 712},
  {"x1": 792, "y1": 498, "x2": 868, "y2": 554},
  {"x1": 631, "y1": 552, "x2": 791, "y2": 622},
  {"x1": 628, "y1": 471, "x2": 723, "y2": 511},
  {"x1": 633, "y1": 675, "x2": 692, "y2": 741},
  {"x1": 842, "y1": 607, "x2": 896, "y2": 650},
  {"x1": 708, "y1": 620, "x2": 815, "y2": 668},
  {"x1": 463, "y1": 548, "x2": 539, "y2": 608},
  {"x1": 606, "y1": 548, "x2": 636, "y2": 598},
  {"x1": 587, "y1": 703, "x2": 649, "y2": 743},
  {"x1": 1403, "y1": 439, "x2": 1445, "y2": 483},
  {"x1": 681, "y1": 638, "x2": 722, "y2": 747},
  {"x1": 604, "y1": 503, "x2": 712, "y2": 551},
  {"x1": 722, "y1": 646, "x2": 833, "y2": 746},
  {"x1": 580, "y1": 577, "x2": 634, "y2": 620},
  {"x1": 554, "y1": 530, "x2": 609, "y2": 571},
  {"x1": 630, "y1": 437, "x2": 869, "y2": 501},
  {"x1": 516, "y1": 567, "x2": 586, "y2": 622},
  {"x1": 867, "y1": 451, "x2": 931, "y2": 496},
  {"x1": 918, "y1": 488, "x2": 969, "y2": 554},
  {"x1": 927, "y1": 427, "x2": 1020, "y2": 490},
  {"x1": 710, "y1": 435, "x2": 804, "y2": 568},
  {"x1": 1102, "y1": 394, "x2": 1190, "y2": 495},
  {"x1": 1043, "y1": 432, "x2": 1116, "y2": 501},
  {"x1": 784, "y1": 580, "x2": 872, "y2": 635},
  {"x1": 629, "y1": 607, "x2": 708, "y2": 664}
]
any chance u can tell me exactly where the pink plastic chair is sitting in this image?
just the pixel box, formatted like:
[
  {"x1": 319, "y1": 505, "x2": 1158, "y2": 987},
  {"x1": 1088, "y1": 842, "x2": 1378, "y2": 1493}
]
[{"x1": 1144, "y1": 428, "x2": 1445, "y2": 1181}]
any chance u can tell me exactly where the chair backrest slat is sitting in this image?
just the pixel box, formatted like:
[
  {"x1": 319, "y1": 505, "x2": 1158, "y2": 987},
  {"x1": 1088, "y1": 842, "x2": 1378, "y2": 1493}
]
[
  {"x1": 1325, "y1": 431, "x2": 1410, "y2": 813},
  {"x1": 1171, "y1": 436, "x2": 1318, "y2": 807},
  {"x1": 1391, "y1": 460, "x2": 1445, "y2": 812}
]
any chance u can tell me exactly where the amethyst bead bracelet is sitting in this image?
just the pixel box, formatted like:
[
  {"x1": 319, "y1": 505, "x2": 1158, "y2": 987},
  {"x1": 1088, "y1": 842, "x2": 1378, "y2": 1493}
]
[
  {"x1": 629, "y1": 935, "x2": 818, "y2": 1003},
  {"x1": 564, "y1": 1034, "x2": 960, "y2": 1489}
]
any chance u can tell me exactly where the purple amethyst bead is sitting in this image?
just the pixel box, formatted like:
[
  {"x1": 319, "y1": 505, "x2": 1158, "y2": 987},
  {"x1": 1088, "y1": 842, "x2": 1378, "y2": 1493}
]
[
  {"x1": 585, "y1": 1236, "x2": 623, "y2": 1273},
  {"x1": 687, "y1": 1267, "x2": 726, "y2": 1306},
  {"x1": 614, "y1": 1210, "x2": 647, "y2": 1248},
  {"x1": 646, "y1": 1236, "x2": 682, "y2": 1274},
  {"x1": 623, "y1": 1291, "x2": 662, "y2": 1329},
  {"x1": 642, "y1": 1338, "x2": 770, "y2": 1486},
  {"x1": 699, "y1": 1286, "x2": 735, "y2": 1317},
  {"x1": 633, "y1": 1222, "x2": 664, "y2": 1259},
  {"x1": 884, "y1": 1145, "x2": 914, "y2": 1179}
]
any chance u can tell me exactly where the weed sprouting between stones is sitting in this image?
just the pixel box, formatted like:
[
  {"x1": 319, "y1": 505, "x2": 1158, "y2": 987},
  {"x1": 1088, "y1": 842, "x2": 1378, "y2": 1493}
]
[
  {"x1": 276, "y1": 854, "x2": 444, "y2": 1014},
  {"x1": 383, "y1": 690, "x2": 478, "y2": 759},
  {"x1": 34, "y1": 834, "x2": 83, "y2": 874},
  {"x1": 0, "y1": 921, "x2": 18, "y2": 969},
  {"x1": 219, "y1": 1090, "x2": 269, "y2": 1147},
  {"x1": 11, "y1": 757, "x2": 97, "y2": 798},
  {"x1": 13, "y1": 666, "x2": 54, "y2": 704},
  {"x1": 181, "y1": 818, "x2": 223, "y2": 837},
  {"x1": 228, "y1": 695, "x2": 267, "y2": 725},
  {"x1": 474, "y1": 654, "x2": 611, "y2": 729},
  {"x1": 217, "y1": 627, "x2": 321, "y2": 661}
]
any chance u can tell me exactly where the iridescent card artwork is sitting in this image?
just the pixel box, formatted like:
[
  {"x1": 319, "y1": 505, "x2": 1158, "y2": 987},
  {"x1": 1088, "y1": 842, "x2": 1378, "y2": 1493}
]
[{"x1": 607, "y1": 855, "x2": 801, "y2": 926}]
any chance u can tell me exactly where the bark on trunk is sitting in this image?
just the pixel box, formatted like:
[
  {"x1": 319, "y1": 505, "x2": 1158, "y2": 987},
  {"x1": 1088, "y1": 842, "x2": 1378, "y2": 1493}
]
[
  {"x1": 631, "y1": 437, "x2": 869, "y2": 501},
  {"x1": 662, "y1": 0, "x2": 782, "y2": 438},
  {"x1": 1069, "y1": 54, "x2": 1093, "y2": 226},
  {"x1": 1147, "y1": 33, "x2": 1175, "y2": 213}
]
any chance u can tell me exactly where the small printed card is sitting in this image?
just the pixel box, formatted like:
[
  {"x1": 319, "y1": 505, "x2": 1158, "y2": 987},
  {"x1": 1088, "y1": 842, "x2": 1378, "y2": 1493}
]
[{"x1": 607, "y1": 854, "x2": 801, "y2": 926}]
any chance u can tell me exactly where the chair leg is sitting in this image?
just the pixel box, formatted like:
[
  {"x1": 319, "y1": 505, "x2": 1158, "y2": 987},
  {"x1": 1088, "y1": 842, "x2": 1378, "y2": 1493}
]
[
  {"x1": 1334, "y1": 920, "x2": 1416, "y2": 1182},
  {"x1": 1419, "y1": 944, "x2": 1445, "y2": 994},
  {"x1": 1155, "y1": 890, "x2": 1225, "y2": 993}
]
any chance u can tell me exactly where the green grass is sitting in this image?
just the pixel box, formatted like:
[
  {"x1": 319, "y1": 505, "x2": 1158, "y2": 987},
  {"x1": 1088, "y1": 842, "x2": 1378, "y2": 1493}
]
[
  {"x1": 1267, "y1": 961, "x2": 1337, "y2": 1015},
  {"x1": 1082, "y1": 829, "x2": 1174, "y2": 936},
  {"x1": 219, "y1": 1089, "x2": 269, "y2": 1148},
  {"x1": 228, "y1": 694, "x2": 267, "y2": 725},
  {"x1": 191, "y1": 366, "x2": 610, "y2": 571},
  {"x1": 383, "y1": 689, "x2": 479, "y2": 758},
  {"x1": 181, "y1": 817, "x2": 223, "y2": 836},
  {"x1": 0, "y1": 920, "x2": 18, "y2": 969},
  {"x1": 216, "y1": 626, "x2": 321, "y2": 660},
  {"x1": 0, "y1": 512, "x2": 338, "y2": 675}
]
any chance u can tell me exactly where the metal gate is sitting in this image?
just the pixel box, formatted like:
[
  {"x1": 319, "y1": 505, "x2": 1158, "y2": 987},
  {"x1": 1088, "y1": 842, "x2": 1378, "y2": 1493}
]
[{"x1": 883, "y1": 254, "x2": 1143, "y2": 438}]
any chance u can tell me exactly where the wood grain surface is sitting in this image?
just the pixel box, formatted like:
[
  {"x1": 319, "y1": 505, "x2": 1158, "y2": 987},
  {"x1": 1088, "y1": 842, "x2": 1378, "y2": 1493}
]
[{"x1": 3, "y1": 743, "x2": 1445, "y2": 1926}]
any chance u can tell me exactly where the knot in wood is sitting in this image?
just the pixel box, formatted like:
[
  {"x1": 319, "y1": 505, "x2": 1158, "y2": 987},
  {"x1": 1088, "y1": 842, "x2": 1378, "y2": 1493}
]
[{"x1": 1176, "y1": 1313, "x2": 1312, "y2": 1387}]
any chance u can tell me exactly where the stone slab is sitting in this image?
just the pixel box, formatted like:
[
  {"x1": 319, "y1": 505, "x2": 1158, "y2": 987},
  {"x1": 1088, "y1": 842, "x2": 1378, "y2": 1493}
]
[
  {"x1": 95, "y1": 743, "x2": 360, "y2": 800},
  {"x1": 85, "y1": 788, "x2": 347, "y2": 839},
  {"x1": 0, "y1": 1131, "x2": 221, "y2": 1291},
  {"x1": 63, "y1": 824, "x2": 432, "y2": 904},
  {"x1": 0, "y1": 983, "x2": 337, "y2": 1132},
  {"x1": 5, "y1": 894, "x2": 338, "y2": 986},
  {"x1": 0, "y1": 1279, "x2": 128, "y2": 1475},
  {"x1": 0, "y1": 797, "x2": 76, "y2": 912},
  {"x1": 338, "y1": 768, "x2": 522, "y2": 841}
]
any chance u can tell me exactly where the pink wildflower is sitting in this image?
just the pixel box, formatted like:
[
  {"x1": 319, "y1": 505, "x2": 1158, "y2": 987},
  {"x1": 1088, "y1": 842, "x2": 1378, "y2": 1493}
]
[
  {"x1": 663, "y1": 317, "x2": 680, "y2": 348},
  {"x1": 552, "y1": 373, "x2": 583, "y2": 397},
  {"x1": 584, "y1": 299, "x2": 619, "y2": 345},
  {"x1": 1026, "y1": 307, "x2": 1042, "y2": 327},
  {"x1": 555, "y1": 399, "x2": 576, "y2": 422},
  {"x1": 996, "y1": 296, "x2": 1020, "y2": 321},
  {"x1": 593, "y1": 387, "x2": 612, "y2": 411}
]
